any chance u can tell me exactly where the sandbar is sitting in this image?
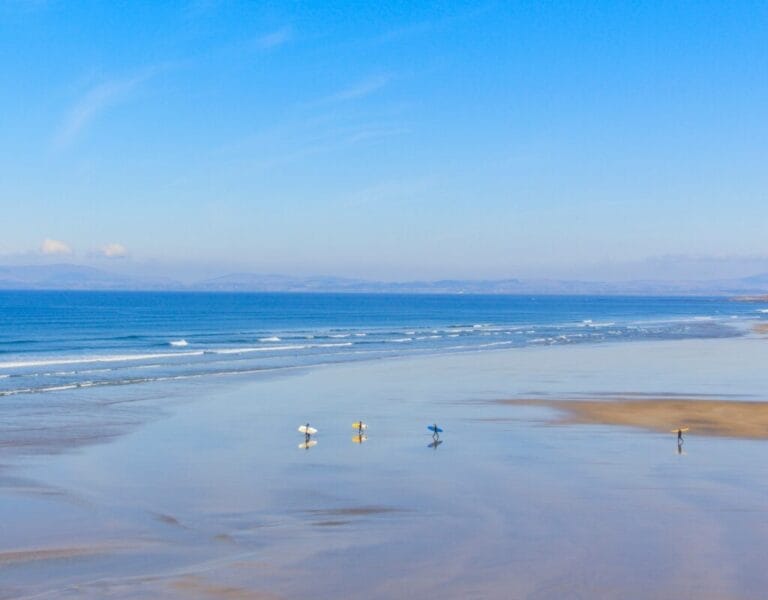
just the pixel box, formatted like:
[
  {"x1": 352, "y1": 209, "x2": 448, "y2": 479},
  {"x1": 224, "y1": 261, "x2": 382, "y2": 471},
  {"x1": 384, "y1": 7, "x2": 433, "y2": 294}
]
[{"x1": 501, "y1": 397, "x2": 768, "y2": 439}]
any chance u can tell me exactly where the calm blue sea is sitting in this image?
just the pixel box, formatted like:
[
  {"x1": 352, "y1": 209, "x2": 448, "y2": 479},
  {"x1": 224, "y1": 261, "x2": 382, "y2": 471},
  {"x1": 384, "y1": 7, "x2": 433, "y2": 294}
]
[{"x1": 0, "y1": 291, "x2": 765, "y2": 397}]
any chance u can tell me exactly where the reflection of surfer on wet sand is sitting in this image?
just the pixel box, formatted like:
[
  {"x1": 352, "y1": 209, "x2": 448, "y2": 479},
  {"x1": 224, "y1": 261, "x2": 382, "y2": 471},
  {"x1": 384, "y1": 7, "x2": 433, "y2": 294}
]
[
  {"x1": 427, "y1": 423, "x2": 443, "y2": 449},
  {"x1": 298, "y1": 423, "x2": 318, "y2": 449},
  {"x1": 352, "y1": 421, "x2": 368, "y2": 444}
]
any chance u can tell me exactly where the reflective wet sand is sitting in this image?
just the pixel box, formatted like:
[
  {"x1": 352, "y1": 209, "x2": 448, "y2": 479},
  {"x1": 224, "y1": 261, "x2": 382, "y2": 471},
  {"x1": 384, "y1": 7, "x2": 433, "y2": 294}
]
[{"x1": 2, "y1": 336, "x2": 768, "y2": 598}]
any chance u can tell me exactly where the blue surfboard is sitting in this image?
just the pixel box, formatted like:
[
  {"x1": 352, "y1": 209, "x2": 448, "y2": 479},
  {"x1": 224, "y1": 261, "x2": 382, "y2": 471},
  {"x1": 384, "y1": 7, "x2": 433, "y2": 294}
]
[{"x1": 427, "y1": 425, "x2": 443, "y2": 433}]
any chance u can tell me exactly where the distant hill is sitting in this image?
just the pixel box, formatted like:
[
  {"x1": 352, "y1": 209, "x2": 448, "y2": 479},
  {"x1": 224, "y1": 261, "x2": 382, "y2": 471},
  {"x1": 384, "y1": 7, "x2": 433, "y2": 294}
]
[
  {"x1": 2, "y1": 264, "x2": 768, "y2": 296},
  {"x1": 0, "y1": 264, "x2": 180, "y2": 291},
  {"x1": 194, "y1": 272, "x2": 768, "y2": 295},
  {"x1": 197, "y1": 273, "x2": 368, "y2": 292}
]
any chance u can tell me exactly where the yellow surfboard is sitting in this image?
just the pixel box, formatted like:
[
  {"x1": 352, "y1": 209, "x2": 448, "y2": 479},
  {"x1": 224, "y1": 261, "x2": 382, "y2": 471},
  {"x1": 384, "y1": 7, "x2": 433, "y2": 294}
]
[
  {"x1": 670, "y1": 427, "x2": 690, "y2": 433},
  {"x1": 352, "y1": 421, "x2": 368, "y2": 430}
]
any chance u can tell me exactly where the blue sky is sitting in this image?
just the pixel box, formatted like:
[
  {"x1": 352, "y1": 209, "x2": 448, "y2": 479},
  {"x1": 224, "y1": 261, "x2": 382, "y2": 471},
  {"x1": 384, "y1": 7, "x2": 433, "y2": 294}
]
[{"x1": 1, "y1": 0, "x2": 767, "y2": 281}]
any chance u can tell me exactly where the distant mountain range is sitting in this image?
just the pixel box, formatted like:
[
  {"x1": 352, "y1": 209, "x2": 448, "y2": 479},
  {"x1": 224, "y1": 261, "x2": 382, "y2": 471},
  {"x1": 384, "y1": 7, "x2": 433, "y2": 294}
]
[
  {"x1": 2, "y1": 263, "x2": 768, "y2": 296},
  {"x1": 0, "y1": 265, "x2": 177, "y2": 291}
]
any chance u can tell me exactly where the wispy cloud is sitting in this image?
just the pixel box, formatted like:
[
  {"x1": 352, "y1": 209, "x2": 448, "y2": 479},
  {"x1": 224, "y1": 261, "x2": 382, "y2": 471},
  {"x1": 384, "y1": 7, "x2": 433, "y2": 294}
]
[
  {"x1": 327, "y1": 74, "x2": 393, "y2": 102},
  {"x1": 254, "y1": 27, "x2": 293, "y2": 50},
  {"x1": 40, "y1": 238, "x2": 72, "y2": 256},
  {"x1": 374, "y1": 3, "x2": 498, "y2": 44},
  {"x1": 345, "y1": 177, "x2": 434, "y2": 208},
  {"x1": 54, "y1": 67, "x2": 161, "y2": 147}
]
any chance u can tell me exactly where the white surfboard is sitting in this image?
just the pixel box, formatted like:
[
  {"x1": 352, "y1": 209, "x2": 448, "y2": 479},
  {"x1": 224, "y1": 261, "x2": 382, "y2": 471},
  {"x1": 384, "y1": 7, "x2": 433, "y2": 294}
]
[{"x1": 298, "y1": 425, "x2": 318, "y2": 435}]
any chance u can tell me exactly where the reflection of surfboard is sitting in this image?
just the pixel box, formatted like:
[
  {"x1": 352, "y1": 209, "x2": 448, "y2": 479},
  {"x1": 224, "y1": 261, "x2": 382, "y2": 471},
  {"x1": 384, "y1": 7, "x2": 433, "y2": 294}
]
[
  {"x1": 352, "y1": 434, "x2": 368, "y2": 443},
  {"x1": 298, "y1": 425, "x2": 318, "y2": 435},
  {"x1": 352, "y1": 421, "x2": 368, "y2": 430},
  {"x1": 298, "y1": 440, "x2": 318, "y2": 449},
  {"x1": 428, "y1": 439, "x2": 443, "y2": 449},
  {"x1": 427, "y1": 425, "x2": 443, "y2": 434},
  {"x1": 670, "y1": 428, "x2": 690, "y2": 433}
]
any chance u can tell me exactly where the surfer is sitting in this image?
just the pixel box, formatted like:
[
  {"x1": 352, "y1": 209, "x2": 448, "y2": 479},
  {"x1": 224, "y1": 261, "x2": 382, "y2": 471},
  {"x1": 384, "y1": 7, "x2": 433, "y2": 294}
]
[
  {"x1": 673, "y1": 427, "x2": 689, "y2": 455},
  {"x1": 298, "y1": 423, "x2": 318, "y2": 450}
]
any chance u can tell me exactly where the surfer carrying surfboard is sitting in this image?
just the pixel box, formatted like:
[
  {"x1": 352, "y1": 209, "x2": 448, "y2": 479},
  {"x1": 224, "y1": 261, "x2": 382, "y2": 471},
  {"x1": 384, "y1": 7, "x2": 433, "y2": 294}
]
[{"x1": 297, "y1": 423, "x2": 318, "y2": 449}]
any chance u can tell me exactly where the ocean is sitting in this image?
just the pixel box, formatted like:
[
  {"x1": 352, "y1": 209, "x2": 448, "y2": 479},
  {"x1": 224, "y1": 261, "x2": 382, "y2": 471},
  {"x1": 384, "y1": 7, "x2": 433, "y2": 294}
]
[{"x1": 0, "y1": 291, "x2": 764, "y2": 398}]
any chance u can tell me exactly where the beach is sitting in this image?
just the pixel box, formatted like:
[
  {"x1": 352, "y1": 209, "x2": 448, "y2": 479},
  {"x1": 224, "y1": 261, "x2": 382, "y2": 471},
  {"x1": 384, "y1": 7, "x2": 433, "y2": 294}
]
[{"x1": 2, "y1": 333, "x2": 768, "y2": 598}]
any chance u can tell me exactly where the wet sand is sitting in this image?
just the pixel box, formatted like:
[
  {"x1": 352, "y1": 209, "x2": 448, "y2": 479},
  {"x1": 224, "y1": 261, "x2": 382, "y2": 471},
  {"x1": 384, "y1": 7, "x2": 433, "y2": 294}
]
[
  {"x1": 0, "y1": 545, "x2": 118, "y2": 565},
  {"x1": 501, "y1": 398, "x2": 768, "y2": 439},
  {"x1": 4, "y1": 337, "x2": 768, "y2": 598}
]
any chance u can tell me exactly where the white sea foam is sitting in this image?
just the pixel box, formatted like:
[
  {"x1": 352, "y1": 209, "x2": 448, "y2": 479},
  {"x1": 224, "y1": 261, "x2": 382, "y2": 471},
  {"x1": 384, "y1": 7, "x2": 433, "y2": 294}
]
[
  {"x1": 477, "y1": 341, "x2": 514, "y2": 348},
  {"x1": 0, "y1": 351, "x2": 206, "y2": 370},
  {"x1": 757, "y1": 309, "x2": 768, "y2": 313},
  {"x1": 170, "y1": 339, "x2": 188, "y2": 347},
  {"x1": 0, "y1": 363, "x2": 319, "y2": 397},
  {"x1": 330, "y1": 334, "x2": 350, "y2": 338},
  {"x1": 213, "y1": 345, "x2": 305, "y2": 354},
  {"x1": 389, "y1": 338, "x2": 413, "y2": 343},
  {"x1": 213, "y1": 342, "x2": 353, "y2": 355},
  {"x1": 259, "y1": 336, "x2": 281, "y2": 342}
]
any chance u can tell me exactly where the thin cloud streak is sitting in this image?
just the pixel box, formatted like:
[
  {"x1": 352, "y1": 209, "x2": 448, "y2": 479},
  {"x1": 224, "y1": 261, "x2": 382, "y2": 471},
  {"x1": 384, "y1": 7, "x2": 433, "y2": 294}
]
[
  {"x1": 54, "y1": 67, "x2": 162, "y2": 147},
  {"x1": 373, "y1": 2, "x2": 499, "y2": 44},
  {"x1": 327, "y1": 74, "x2": 392, "y2": 102},
  {"x1": 255, "y1": 27, "x2": 293, "y2": 50}
]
